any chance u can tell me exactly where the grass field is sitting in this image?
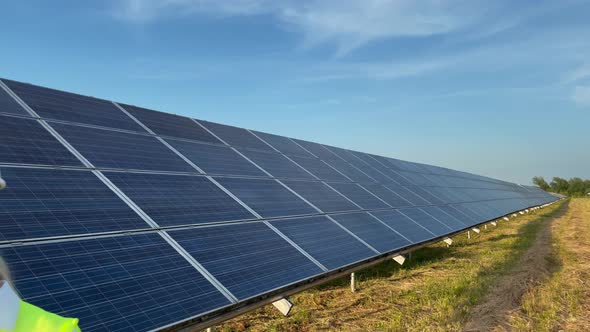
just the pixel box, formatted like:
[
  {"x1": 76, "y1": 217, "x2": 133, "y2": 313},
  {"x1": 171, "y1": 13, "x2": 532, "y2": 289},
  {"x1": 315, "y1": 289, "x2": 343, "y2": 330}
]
[{"x1": 217, "y1": 199, "x2": 590, "y2": 331}]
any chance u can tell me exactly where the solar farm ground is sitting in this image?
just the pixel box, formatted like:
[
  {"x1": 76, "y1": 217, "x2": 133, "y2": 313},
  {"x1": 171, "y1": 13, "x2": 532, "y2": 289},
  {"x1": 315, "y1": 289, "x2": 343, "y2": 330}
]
[{"x1": 218, "y1": 198, "x2": 590, "y2": 331}]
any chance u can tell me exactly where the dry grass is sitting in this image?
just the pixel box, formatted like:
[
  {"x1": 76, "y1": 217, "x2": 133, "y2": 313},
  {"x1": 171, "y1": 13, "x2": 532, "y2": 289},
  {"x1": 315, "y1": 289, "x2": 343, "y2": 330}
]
[
  {"x1": 216, "y1": 201, "x2": 567, "y2": 331},
  {"x1": 507, "y1": 198, "x2": 590, "y2": 331}
]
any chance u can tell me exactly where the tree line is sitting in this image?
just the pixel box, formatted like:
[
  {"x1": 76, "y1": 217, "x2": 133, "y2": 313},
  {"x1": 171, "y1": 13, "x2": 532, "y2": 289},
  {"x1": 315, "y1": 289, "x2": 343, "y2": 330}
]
[{"x1": 532, "y1": 176, "x2": 590, "y2": 197}]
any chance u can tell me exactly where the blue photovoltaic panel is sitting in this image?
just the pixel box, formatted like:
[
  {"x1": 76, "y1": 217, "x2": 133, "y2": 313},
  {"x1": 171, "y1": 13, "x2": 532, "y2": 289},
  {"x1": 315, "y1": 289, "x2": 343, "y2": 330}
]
[
  {"x1": 288, "y1": 155, "x2": 350, "y2": 182},
  {"x1": 328, "y1": 148, "x2": 393, "y2": 183},
  {"x1": 1, "y1": 233, "x2": 231, "y2": 332},
  {"x1": 0, "y1": 168, "x2": 149, "y2": 242},
  {"x1": 0, "y1": 84, "x2": 27, "y2": 115},
  {"x1": 169, "y1": 222, "x2": 324, "y2": 300},
  {"x1": 322, "y1": 158, "x2": 376, "y2": 183},
  {"x1": 237, "y1": 148, "x2": 315, "y2": 180},
  {"x1": 362, "y1": 184, "x2": 412, "y2": 207},
  {"x1": 370, "y1": 210, "x2": 433, "y2": 243},
  {"x1": 409, "y1": 186, "x2": 446, "y2": 205},
  {"x1": 51, "y1": 122, "x2": 196, "y2": 172},
  {"x1": 214, "y1": 177, "x2": 317, "y2": 218},
  {"x1": 331, "y1": 212, "x2": 411, "y2": 253},
  {"x1": 269, "y1": 216, "x2": 376, "y2": 270},
  {"x1": 385, "y1": 185, "x2": 430, "y2": 206},
  {"x1": 328, "y1": 182, "x2": 389, "y2": 209},
  {"x1": 439, "y1": 205, "x2": 475, "y2": 226},
  {"x1": 0, "y1": 115, "x2": 82, "y2": 167},
  {"x1": 293, "y1": 140, "x2": 342, "y2": 160},
  {"x1": 452, "y1": 204, "x2": 483, "y2": 222},
  {"x1": 381, "y1": 169, "x2": 413, "y2": 186},
  {"x1": 165, "y1": 138, "x2": 268, "y2": 177},
  {"x1": 121, "y1": 104, "x2": 221, "y2": 144},
  {"x1": 282, "y1": 180, "x2": 359, "y2": 213},
  {"x1": 251, "y1": 131, "x2": 314, "y2": 158},
  {"x1": 3, "y1": 79, "x2": 146, "y2": 132},
  {"x1": 399, "y1": 208, "x2": 451, "y2": 236},
  {"x1": 420, "y1": 206, "x2": 466, "y2": 231},
  {"x1": 104, "y1": 172, "x2": 255, "y2": 226},
  {"x1": 198, "y1": 120, "x2": 274, "y2": 151}
]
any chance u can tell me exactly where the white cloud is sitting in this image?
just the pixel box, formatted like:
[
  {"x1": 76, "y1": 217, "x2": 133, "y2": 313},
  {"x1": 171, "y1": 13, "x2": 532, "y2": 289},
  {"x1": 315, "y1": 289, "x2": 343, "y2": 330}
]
[
  {"x1": 563, "y1": 63, "x2": 590, "y2": 84},
  {"x1": 113, "y1": 0, "x2": 504, "y2": 55},
  {"x1": 573, "y1": 86, "x2": 590, "y2": 106}
]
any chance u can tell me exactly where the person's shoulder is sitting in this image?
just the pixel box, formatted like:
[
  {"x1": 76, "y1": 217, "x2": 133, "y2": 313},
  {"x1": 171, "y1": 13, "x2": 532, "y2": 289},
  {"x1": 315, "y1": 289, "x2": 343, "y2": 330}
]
[{"x1": 17, "y1": 300, "x2": 80, "y2": 332}]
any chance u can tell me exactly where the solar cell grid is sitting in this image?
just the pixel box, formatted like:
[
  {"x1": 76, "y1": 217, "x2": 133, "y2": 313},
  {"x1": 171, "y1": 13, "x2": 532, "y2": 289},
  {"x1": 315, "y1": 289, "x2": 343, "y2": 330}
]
[
  {"x1": 269, "y1": 216, "x2": 376, "y2": 270},
  {"x1": 288, "y1": 155, "x2": 350, "y2": 182},
  {"x1": 3, "y1": 79, "x2": 145, "y2": 132},
  {"x1": 251, "y1": 131, "x2": 314, "y2": 158},
  {"x1": 1, "y1": 233, "x2": 231, "y2": 332},
  {"x1": 331, "y1": 212, "x2": 412, "y2": 253},
  {"x1": 322, "y1": 159, "x2": 375, "y2": 183},
  {"x1": 282, "y1": 180, "x2": 359, "y2": 213},
  {"x1": 328, "y1": 182, "x2": 389, "y2": 210},
  {"x1": 104, "y1": 172, "x2": 255, "y2": 226},
  {"x1": 237, "y1": 148, "x2": 315, "y2": 180},
  {"x1": 293, "y1": 140, "x2": 342, "y2": 160},
  {"x1": 420, "y1": 206, "x2": 466, "y2": 231},
  {"x1": 0, "y1": 84, "x2": 27, "y2": 115},
  {"x1": 214, "y1": 177, "x2": 317, "y2": 218},
  {"x1": 121, "y1": 104, "x2": 221, "y2": 144},
  {"x1": 370, "y1": 210, "x2": 433, "y2": 243},
  {"x1": 399, "y1": 208, "x2": 452, "y2": 236},
  {"x1": 385, "y1": 185, "x2": 430, "y2": 206},
  {"x1": 51, "y1": 122, "x2": 196, "y2": 172},
  {"x1": 198, "y1": 120, "x2": 273, "y2": 151},
  {"x1": 362, "y1": 183, "x2": 412, "y2": 208},
  {"x1": 169, "y1": 222, "x2": 324, "y2": 300},
  {"x1": 0, "y1": 168, "x2": 149, "y2": 242},
  {"x1": 165, "y1": 138, "x2": 268, "y2": 177},
  {"x1": 0, "y1": 115, "x2": 83, "y2": 167}
]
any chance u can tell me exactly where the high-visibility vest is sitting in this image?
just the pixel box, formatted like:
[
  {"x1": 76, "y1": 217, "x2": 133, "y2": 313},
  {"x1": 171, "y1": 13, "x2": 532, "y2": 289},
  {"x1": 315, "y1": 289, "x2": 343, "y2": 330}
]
[{"x1": 2, "y1": 300, "x2": 80, "y2": 332}]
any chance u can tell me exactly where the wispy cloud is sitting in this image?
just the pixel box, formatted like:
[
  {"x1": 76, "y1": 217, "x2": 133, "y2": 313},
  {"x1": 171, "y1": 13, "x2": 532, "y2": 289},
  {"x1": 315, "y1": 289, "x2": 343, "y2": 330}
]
[
  {"x1": 112, "y1": 0, "x2": 514, "y2": 55},
  {"x1": 562, "y1": 63, "x2": 590, "y2": 84},
  {"x1": 573, "y1": 86, "x2": 590, "y2": 107}
]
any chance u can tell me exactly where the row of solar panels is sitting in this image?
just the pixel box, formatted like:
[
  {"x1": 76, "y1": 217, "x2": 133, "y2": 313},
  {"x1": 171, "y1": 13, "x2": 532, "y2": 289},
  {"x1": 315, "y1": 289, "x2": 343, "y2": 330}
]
[
  {"x1": 0, "y1": 77, "x2": 532, "y2": 191},
  {"x1": 0, "y1": 78, "x2": 558, "y2": 331}
]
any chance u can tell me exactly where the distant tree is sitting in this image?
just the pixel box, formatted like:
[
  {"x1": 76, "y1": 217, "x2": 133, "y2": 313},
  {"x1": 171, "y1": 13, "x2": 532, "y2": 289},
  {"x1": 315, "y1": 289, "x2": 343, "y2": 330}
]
[
  {"x1": 550, "y1": 177, "x2": 569, "y2": 194},
  {"x1": 532, "y1": 176, "x2": 550, "y2": 191},
  {"x1": 568, "y1": 177, "x2": 586, "y2": 197}
]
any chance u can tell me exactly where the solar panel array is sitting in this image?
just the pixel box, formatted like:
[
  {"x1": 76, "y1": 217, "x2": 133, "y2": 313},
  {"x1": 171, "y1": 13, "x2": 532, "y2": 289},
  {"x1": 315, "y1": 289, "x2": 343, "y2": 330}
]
[{"x1": 0, "y1": 78, "x2": 558, "y2": 331}]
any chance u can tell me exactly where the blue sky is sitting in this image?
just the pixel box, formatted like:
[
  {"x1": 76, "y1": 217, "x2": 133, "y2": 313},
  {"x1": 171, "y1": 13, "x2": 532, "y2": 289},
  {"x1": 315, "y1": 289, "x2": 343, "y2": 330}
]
[{"x1": 1, "y1": 0, "x2": 589, "y2": 184}]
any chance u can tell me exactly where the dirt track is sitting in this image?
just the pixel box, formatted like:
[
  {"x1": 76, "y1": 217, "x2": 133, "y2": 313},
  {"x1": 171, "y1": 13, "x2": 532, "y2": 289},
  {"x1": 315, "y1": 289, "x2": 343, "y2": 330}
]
[{"x1": 463, "y1": 202, "x2": 568, "y2": 331}]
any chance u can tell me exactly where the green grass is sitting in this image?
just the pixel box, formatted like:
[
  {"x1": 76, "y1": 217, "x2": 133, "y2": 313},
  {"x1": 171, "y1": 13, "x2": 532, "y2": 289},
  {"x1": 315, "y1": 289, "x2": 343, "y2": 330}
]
[{"x1": 219, "y1": 201, "x2": 566, "y2": 331}]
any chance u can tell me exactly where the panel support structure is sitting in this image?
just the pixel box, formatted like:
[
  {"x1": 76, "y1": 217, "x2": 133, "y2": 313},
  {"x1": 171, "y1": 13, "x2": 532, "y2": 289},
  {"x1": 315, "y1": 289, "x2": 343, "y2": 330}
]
[
  {"x1": 503, "y1": 217, "x2": 510, "y2": 221},
  {"x1": 272, "y1": 298, "x2": 293, "y2": 316},
  {"x1": 442, "y1": 237, "x2": 453, "y2": 247},
  {"x1": 350, "y1": 272, "x2": 356, "y2": 292},
  {"x1": 490, "y1": 221, "x2": 497, "y2": 227},
  {"x1": 392, "y1": 255, "x2": 406, "y2": 265},
  {"x1": 472, "y1": 228, "x2": 481, "y2": 234}
]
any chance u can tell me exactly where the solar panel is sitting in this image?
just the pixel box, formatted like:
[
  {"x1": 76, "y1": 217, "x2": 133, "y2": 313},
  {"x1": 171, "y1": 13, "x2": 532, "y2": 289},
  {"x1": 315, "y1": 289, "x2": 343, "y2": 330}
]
[
  {"x1": 0, "y1": 168, "x2": 149, "y2": 242},
  {"x1": 0, "y1": 115, "x2": 82, "y2": 167},
  {"x1": 288, "y1": 155, "x2": 351, "y2": 182},
  {"x1": 121, "y1": 103, "x2": 221, "y2": 144},
  {"x1": 198, "y1": 120, "x2": 274, "y2": 151},
  {"x1": 51, "y1": 122, "x2": 196, "y2": 172},
  {"x1": 327, "y1": 182, "x2": 389, "y2": 209},
  {"x1": 362, "y1": 183, "x2": 413, "y2": 208},
  {"x1": 104, "y1": 172, "x2": 256, "y2": 226},
  {"x1": 251, "y1": 131, "x2": 314, "y2": 158},
  {"x1": 282, "y1": 180, "x2": 359, "y2": 213},
  {"x1": 269, "y1": 216, "x2": 376, "y2": 270},
  {"x1": 168, "y1": 222, "x2": 324, "y2": 300},
  {"x1": 330, "y1": 212, "x2": 412, "y2": 253},
  {"x1": 1, "y1": 233, "x2": 232, "y2": 332},
  {"x1": 165, "y1": 138, "x2": 268, "y2": 177},
  {"x1": 0, "y1": 85, "x2": 27, "y2": 115},
  {"x1": 3, "y1": 79, "x2": 145, "y2": 132},
  {"x1": 384, "y1": 185, "x2": 430, "y2": 206},
  {"x1": 236, "y1": 148, "x2": 315, "y2": 180},
  {"x1": 213, "y1": 177, "x2": 317, "y2": 218},
  {"x1": 0, "y1": 78, "x2": 560, "y2": 331},
  {"x1": 370, "y1": 210, "x2": 434, "y2": 243},
  {"x1": 420, "y1": 206, "x2": 466, "y2": 231},
  {"x1": 399, "y1": 208, "x2": 452, "y2": 236},
  {"x1": 292, "y1": 140, "x2": 342, "y2": 160}
]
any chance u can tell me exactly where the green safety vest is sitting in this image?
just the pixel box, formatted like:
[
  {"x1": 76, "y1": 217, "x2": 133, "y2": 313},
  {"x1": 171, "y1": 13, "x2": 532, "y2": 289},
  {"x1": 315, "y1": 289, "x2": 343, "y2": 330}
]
[{"x1": 1, "y1": 300, "x2": 80, "y2": 332}]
